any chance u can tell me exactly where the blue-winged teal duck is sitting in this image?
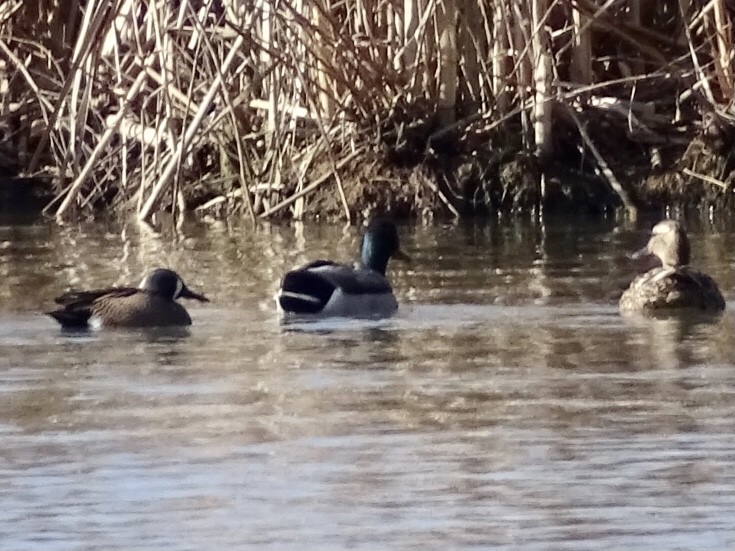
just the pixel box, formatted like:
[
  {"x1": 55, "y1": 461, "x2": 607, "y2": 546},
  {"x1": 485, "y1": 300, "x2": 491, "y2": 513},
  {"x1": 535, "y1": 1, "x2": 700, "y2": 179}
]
[
  {"x1": 276, "y1": 219, "x2": 409, "y2": 317},
  {"x1": 619, "y1": 220, "x2": 725, "y2": 314},
  {"x1": 47, "y1": 268, "x2": 209, "y2": 328}
]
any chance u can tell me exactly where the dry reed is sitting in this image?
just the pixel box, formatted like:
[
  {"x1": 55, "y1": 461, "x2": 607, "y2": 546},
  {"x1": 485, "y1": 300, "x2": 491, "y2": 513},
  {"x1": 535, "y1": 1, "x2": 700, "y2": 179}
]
[{"x1": 0, "y1": 0, "x2": 732, "y2": 222}]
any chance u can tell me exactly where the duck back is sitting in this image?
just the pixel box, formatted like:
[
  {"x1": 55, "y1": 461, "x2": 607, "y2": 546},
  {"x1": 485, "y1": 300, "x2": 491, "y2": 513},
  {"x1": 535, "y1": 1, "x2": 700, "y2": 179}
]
[
  {"x1": 620, "y1": 266, "x2": 725, "y2": 313},
  {"x1": 48, "y1": 289, "x2": 193, "y2": 327},
  {"x1": 277, "y1": 261, "x2": 396, "y2": 316}
]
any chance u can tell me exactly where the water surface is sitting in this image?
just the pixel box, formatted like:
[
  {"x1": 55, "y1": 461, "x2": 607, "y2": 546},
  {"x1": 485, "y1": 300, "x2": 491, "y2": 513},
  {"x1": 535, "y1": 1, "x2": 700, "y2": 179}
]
[{"x1": 1, "y1": 213, "x2": 734, "y2": 550}]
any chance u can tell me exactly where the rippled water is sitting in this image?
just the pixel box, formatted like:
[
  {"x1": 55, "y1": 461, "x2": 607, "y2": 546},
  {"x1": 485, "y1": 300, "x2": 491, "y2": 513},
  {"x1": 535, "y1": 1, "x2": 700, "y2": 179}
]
[{"x1": 1, "y1": 213, "x2": 733, "y2": 550}]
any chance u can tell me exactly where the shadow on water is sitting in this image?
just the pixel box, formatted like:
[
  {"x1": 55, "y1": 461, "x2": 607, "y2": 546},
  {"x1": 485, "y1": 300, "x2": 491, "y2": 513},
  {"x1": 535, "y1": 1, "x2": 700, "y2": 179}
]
[{"x1": 0, "y1": 212, "x2": 733, "y2": 550}]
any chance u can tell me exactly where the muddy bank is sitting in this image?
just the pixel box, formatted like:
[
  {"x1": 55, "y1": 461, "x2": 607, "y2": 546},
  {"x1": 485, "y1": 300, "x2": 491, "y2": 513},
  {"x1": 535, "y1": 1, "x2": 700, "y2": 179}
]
[
  {"x1": 4, "y1": 138, "x2": 732, "y2": 221},
  {"x1": 190, "y1": 112, "x2": 734, "y2": 222}
]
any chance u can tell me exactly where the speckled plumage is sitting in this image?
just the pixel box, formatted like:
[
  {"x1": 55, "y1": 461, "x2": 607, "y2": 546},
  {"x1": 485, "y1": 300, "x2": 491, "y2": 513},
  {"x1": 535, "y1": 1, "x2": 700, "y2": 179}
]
[
  {"x1": 47, "y1": 268, "x2": 209, "y2": 328},
  {"x1": 619, "y1": 220, "x2": 725, "y2": 314}
]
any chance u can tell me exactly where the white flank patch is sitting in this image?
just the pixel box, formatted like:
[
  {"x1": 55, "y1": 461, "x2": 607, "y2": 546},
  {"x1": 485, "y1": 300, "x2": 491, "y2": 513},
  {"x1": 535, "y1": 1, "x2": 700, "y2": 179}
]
[
  {"x1": 89, "y1": 315, "x2": 104, "y2": 330},
  {"x1": 275, "y1": 290, "x2": 322, "y2": 314},
  {"x1": 279, "y1": 291, "x2": 322, "y2": 304}
]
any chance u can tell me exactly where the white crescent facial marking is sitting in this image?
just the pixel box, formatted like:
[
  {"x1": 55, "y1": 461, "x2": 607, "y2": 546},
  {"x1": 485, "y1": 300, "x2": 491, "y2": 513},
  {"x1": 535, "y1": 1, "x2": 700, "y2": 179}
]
[
  {"x1": 139, "y1": 275, "x2": 150, "y2": 289},
  {"x1": 174, "y1": 277, "x2": 184, "y2": 299}
]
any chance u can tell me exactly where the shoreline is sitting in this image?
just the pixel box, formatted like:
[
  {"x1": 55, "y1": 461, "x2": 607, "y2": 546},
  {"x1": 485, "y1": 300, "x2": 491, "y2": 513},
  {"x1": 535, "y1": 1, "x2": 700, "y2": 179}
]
[{"x1": 3, "y1": 139, "x2": 732, "y2": 222}]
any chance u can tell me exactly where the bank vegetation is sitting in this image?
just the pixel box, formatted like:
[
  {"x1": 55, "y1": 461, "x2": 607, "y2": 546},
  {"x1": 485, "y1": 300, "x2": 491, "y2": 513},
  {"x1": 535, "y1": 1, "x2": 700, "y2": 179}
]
[{"x1": 0, "y1": 0, "x2": 733, "y2": 223}]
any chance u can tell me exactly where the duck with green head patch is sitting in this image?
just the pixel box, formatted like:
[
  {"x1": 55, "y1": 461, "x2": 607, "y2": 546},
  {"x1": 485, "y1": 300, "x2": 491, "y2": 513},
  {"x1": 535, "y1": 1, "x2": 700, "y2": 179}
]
[
  {"x1": 619, "y1": 220, "x2": 725, "y2": 314},
  {"x1": 276, "y1": 219, "x2": 409, "y2": 317},
  {"x1": 47, "y1": 268, "x2": 209, "y2": 328}
]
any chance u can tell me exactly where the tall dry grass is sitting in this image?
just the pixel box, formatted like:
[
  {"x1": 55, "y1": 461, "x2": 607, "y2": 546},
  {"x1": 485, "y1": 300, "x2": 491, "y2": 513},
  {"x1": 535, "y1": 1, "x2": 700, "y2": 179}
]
[{"x1": 0, "y1": 0, "x2": 733, "y2": 222}]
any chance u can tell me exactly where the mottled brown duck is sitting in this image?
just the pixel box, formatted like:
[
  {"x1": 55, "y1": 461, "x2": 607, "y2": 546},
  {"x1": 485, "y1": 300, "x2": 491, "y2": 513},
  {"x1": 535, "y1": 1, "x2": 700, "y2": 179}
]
[{"x1": 619, "y1": 220, "x2": 725, "y2": 314}]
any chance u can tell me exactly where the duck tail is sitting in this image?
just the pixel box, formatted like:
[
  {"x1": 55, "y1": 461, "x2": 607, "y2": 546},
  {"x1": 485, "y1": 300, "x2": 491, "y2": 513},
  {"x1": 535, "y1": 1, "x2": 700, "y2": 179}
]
[
  {"x1": 277, "y1": 270, "x2": 335, "y2": 314},
  {"x1": 46, "y1": 307, "x2": 92, "y2": 328}
]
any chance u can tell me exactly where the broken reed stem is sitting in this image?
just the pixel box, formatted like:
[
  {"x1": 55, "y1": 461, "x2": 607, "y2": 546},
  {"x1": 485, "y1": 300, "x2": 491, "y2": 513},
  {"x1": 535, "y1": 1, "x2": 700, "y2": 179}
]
[
  {"x1": 2, "y1": 0, "x2": 732, "y2": 221},
  {"x1": 28, "y1": 0, "x2": 121, "y2": 174},
  {"x1": 282, "y1": 29, "x2": 352, "y2": 222},
  {"x1": 682, "y1": 168, "x2": 728, "y2": 189},
  {"x1": 259, "y1": 148, "x2": 363, "y2": 219},
  {"x1": 0, "y1": 39, "x2": 54, "y2": 115},
  {"x1": 222, "y1": 76, "x2": 256, "y2": 223},
  {"x1": 55, "y1": 69, "x2": 148, "y2": 220},
  {"x1": 137, "y1": 32, "x2": 246, "y2": 222},
  {"x1": 564, "y1": 104, "x2": 638, "y2": 219}
]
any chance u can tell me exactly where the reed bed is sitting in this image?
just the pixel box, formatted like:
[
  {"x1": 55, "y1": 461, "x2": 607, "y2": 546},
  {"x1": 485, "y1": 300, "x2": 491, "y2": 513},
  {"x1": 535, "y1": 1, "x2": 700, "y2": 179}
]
[{"x1": 0, "y1": 0, "x2": 733, "y2": 222}]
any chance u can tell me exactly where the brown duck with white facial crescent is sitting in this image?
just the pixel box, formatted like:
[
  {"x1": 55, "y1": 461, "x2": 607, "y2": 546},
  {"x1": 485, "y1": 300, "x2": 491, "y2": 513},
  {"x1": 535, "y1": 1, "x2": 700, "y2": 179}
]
[{"x1": 47, "y1": 268, "x2": 209, "y2": 328}]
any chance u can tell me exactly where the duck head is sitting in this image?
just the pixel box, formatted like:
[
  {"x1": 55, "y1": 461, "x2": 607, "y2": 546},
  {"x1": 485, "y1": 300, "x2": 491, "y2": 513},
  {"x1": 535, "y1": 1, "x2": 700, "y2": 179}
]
[
  {"x1": 359, "y1": 219, "x2": 410, "y2": 275},
  {"x1": 139, "y1": 268, "x2": 209, "y2": 302},
  {"x1": 631, "y1": 220, "x2": 690, "y2": 268}
]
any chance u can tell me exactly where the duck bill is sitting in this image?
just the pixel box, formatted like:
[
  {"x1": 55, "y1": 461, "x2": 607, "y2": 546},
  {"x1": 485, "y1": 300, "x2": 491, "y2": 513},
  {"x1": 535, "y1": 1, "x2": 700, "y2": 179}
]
[
  {"x1": 393, "y1": 248, "x2": 411, "y2": 262},
  {"x1": 627, "y1": 245, "x2": 650, "y2": 261},
  {"x1": 180, "y1": 285, "x2": 209, "y2": 302}
]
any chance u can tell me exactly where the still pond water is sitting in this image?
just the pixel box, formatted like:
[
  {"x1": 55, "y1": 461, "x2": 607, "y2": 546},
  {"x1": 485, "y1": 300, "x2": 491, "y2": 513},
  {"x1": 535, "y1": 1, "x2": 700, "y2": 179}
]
[{"x1": 0, "y1": 213, "x2": 734, "y2": 550}]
